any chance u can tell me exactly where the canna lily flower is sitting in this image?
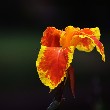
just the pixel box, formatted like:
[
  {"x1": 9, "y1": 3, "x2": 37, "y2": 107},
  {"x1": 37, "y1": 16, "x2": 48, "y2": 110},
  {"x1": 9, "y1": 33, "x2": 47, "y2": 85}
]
[{"x1": 36, "y1": 26, "x2": 105, "y2": 94}]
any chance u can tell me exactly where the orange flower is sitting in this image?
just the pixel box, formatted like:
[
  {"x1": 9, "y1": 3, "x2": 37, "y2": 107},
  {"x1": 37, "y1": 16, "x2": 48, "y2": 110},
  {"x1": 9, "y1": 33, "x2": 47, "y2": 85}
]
[{"x1": 36, "y1": 26, "x2": 105, "y2": 91}]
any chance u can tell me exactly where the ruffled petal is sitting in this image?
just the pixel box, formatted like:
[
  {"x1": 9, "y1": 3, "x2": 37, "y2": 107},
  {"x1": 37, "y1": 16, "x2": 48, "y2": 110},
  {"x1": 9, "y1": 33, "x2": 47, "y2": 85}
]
[
  {"x1": 76, "y1": 35, "x2": 105, "y2": 62},
  {"x1": 41, "y1": 27, "x2": 63, "y2": 47},
  {"x1": 60, "y1": 26, "x2": 80, "y2": 47},
  {"x1": 36, "y1": 45, "x2": 74, "y2": 90},
  {"x1": 76, "y1": 37, "x2": 95, "y2": 52},
  {"x1": 89, "y1": 35, "x2": 105, "y2": 62},
  {"x1": 76, "y1": 27, "x2": 101, "y2": 52},
  {"x1": 90, "y1": 27, "x2": 101, "y2": 40}
]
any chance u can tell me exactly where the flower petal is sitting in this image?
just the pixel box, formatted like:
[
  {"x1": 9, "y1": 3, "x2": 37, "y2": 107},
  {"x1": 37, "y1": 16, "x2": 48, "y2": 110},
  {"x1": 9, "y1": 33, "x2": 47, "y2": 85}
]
[
  {"x1": 76, "y1": 37, "x2": 95, "y2": 52},
  {"x1": 60, "y1": 26, "x2": 80, "y2": 47},
  {"x1": 89, "y1": 35, "x2": 105, "y2": 62},
  {"x1": 41, "y1": 27, "x2": 63, "y2": 47},
  {"x1": 67, "y1": 65, "x2": 75, "y2": 97},
  {"x1": 76, "y1": 35, "x2": 105, "y2": 61},
  {"x1": 76, "y1": 27, "x2": 101, "y2": 52},
  {"x1": 90, "y1": 27, "x2": 101, "y2": 40},
  {"x1": 36, "y1": 45, "x2": 74, "y2": 90}
]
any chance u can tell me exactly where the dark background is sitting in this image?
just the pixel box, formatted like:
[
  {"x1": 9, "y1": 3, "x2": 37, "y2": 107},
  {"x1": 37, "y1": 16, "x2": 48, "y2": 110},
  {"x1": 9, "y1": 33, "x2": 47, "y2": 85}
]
[{"x1": 0, "y1": 0, "x2": 110, "y2": 110}]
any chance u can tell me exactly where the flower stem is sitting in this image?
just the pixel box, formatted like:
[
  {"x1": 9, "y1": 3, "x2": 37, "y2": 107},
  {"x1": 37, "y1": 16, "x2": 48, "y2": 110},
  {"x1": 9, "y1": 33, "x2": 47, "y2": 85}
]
[{"x1": 47, "y1": 76, "x2": 67, "y2": 110}]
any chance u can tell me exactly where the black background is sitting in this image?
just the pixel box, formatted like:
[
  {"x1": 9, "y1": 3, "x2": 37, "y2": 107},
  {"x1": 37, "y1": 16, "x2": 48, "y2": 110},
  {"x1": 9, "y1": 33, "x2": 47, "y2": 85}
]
[{"x1": 0, "y1": 0, "x2": 110, "y2": 110}]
